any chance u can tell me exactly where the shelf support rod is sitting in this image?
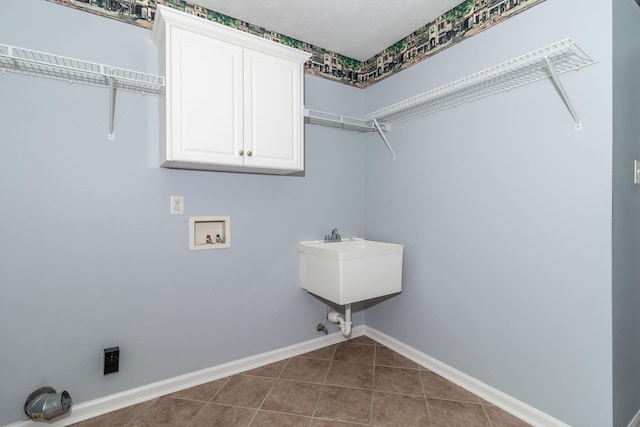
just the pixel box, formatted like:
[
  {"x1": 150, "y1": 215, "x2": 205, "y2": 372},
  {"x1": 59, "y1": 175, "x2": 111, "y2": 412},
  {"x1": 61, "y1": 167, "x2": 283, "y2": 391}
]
[
  {"x1": 545, "y1": 56, "x2": 582, "y2": 131},
  {"x1": 372, "y1": 118, "x2": 396, "y2": 160},
  {"x1": 108, "y1": 76, "x2": 116, "y2": 140}
]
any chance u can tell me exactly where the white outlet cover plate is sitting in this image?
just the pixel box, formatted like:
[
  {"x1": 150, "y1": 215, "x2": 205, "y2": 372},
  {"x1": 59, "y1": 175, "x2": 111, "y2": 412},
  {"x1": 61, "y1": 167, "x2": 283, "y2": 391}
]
[{"x1": 171, "y1": 196, "x2": 184, "y2": 214}]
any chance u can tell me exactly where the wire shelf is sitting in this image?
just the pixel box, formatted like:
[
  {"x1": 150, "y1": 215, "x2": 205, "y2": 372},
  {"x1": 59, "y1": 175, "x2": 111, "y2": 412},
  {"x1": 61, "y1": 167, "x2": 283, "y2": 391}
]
[
  {"x1": 304, "y1": 109, "x2": 377, "y2": 132},
  {"x1": 365, "y1": 38, "x2": 596, "y2": 124},
  {"x1": 0, "y1": 44, "x2": 165, "y2": 96}
]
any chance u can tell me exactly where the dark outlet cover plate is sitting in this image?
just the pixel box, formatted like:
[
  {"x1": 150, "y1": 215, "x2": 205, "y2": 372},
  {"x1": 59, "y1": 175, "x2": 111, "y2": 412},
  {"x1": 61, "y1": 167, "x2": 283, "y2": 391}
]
[{"x1": 104, "y1": 346, "x2": 119, "y2": 375}]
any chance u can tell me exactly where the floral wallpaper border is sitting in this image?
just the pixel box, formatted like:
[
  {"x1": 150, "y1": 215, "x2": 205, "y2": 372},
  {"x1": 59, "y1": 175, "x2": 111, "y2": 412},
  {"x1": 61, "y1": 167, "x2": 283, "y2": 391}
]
[{"x1": 47, "y1": 0, "x2": 545, "y2": 88}]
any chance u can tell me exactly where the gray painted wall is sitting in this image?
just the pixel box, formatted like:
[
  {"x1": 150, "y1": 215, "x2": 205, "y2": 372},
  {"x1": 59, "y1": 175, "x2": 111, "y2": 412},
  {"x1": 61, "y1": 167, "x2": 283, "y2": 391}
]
[
  {"x1": 0, "y1": 1, "x2": 366, "y2": 424},
  {"x1": 362, "y1": 0, "x2": 615, "y2": 426},
  {"x1": 2, "y1": 0, "x2": 638, "y2": 426},
  {"x1": 612, "y1": 0, "x2": 640, "y2": 425}
]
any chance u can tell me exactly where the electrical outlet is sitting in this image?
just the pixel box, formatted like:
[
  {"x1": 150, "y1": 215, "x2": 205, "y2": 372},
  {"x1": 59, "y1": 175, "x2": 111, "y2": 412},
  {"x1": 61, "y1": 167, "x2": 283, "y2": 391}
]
[
  {"x1": 170, "y1": 196, "x2": 184, "y2": 214},
  {"x1": 634, "y1": 160, "x2": 640, "y2": 185},
  {"x1": 104, "y1": 347, "x2": 119, "y2": 375}
]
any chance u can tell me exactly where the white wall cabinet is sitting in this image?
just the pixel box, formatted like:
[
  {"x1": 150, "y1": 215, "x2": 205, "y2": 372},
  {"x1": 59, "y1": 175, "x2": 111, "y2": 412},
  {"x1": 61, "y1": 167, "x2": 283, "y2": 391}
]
[{"x1": 152, "y1": 6, "x2": 310, "y2": 174}]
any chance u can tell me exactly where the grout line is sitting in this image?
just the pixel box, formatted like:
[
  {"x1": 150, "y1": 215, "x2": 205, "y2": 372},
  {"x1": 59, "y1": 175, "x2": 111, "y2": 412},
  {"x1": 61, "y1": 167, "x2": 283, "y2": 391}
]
[
  {"x1": 181, "y1": 376, "x2": 235, "y2": 427},
  {"x1": 123, "y1": 397, "x2": 158, "y2": 427},
  {"x1": 184, "y1": 401, "x2": 209, "y2": 427},
  {"x1": 368, "y1": 343, "x2": 377, "y2": 425},
  {"x1": 231, "y1": 408, "x2": 315, "y2": 426},
  {"x1": 418, "y1": 366, "x2": 432, "y2": 426},
  {"x1": 320, "y1": 357, "x2": 333, "y2": 384},
  {"x1": 482, "y1": 403, "x2": 496, "y2": 427},
  {"x1": 208, "y1": 376, "x2": 231, "y2": 403},
  {"x1": 246, "y1": 357, "x2": 291, "y2": 426},
  {"x1": 309, "y1": 383, "x2": 325, "y2": 421},
  {"x1": 187, "y1": 401, "x2": 263, "y2": 412},
  {"x1": 312, "y1": 417, "x2": 371, "y2": 426},
  {"x1": 309, "y1": 353, "x2": 333, "y2": 421},
  {"x1": 276, "y1": 358, "x2": 290, "y2": 380},
  {"x1": 427, "y1": 396, "x2": 489, "y2": 405},
  {"x1": 375, "y1": 363, "x2": 421, "y2": 370}
]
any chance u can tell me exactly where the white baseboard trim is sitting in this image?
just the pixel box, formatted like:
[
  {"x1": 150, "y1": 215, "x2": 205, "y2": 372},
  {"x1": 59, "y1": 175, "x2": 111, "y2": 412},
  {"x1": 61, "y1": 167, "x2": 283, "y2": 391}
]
[
  {"x1": 6, "y1": 326, "x2": 364, "y2": 427},
  {"x1": 8, "y1": 325, "x2": 572, "y2": 427},
  {"x1": 629, "y1": 408, "x2": 640, "y2": 427},
  {"x1": 363, "y1": 326, "x2": 570, "y2": 427}
]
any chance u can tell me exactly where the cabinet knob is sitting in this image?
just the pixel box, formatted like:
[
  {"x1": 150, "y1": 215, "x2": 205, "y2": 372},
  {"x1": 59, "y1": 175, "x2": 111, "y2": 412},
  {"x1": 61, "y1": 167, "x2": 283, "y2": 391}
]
[
  {"x1": 238, "y1": 150, "x2": 244, "y2": 156},
  {"x1": 246, "y1": 151, "x2": 253, "y2": 157}
]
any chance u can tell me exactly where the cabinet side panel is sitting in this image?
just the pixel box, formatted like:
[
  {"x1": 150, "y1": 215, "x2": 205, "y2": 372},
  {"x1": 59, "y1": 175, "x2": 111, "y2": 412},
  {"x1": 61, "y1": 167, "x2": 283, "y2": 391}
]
[
  {"x1": 158, "y1": 40, "x2": 167, "y2": 161},
  {"x1": 244, "y1": 50, "x2": 303, "y2": 171},
  {"x1": 168, "y1": 26, "x2": 244, "y2": 165}
]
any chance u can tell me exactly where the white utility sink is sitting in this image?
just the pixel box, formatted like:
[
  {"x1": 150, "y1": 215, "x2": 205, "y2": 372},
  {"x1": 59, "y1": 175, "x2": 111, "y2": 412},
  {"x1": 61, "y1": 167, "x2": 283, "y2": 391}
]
[{"x1": 297, "y1": 238, "x2": 403, "y2": 305}]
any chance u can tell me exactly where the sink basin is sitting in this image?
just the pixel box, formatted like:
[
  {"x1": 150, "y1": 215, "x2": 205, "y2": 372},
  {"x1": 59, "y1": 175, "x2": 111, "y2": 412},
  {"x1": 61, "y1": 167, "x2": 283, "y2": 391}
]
[{"x1": 297, "y1": 238, "x2": 403, "y2": 305}]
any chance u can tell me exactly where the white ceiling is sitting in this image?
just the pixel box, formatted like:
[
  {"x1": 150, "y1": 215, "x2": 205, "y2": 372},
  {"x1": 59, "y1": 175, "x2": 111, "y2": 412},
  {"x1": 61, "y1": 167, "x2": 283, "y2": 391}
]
[{"x1": 191, "y1": 0, "x2": 465, "y2": 61}]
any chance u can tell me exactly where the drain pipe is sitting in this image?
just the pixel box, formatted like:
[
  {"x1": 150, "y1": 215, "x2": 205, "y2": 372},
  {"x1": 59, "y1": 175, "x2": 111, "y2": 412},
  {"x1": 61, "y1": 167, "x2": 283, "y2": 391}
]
[{"x1": 327, "y1": 304, "x2": 352, "y2": 338}]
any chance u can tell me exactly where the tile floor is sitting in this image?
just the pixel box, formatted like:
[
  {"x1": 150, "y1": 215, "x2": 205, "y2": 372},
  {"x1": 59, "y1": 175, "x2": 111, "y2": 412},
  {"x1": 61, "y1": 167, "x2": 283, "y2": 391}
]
[{"x1": 71, "y1": 336, "x2": 531, "y2": 426}]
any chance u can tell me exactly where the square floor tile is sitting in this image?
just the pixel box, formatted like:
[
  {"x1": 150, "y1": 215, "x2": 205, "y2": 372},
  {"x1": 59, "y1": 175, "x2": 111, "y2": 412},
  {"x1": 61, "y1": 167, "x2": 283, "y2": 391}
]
[
  {"x1": 261, "y1": 379, "x2": 323, "y2": 416},
  {"x1": 348, "y1": 336, "x2": 377, "y2": 346},
  {"x1": 127, "y1": 397, "x2": 204, "y2": 427},
  {"x1": 314, "y1": 386, "x2": 372, "y2": 424},
  {"x1": 298, "y1": 345, "x2": 337, "y2": 360},
  {"x1": 69, "y1": 400, "x2": 156, "y2": 427},
  {"x1": 243, "y1": 360, "x2": 288, "y2": 378},
  {"x1": 211, "y1": 375, "x2": 275, "y2": 408},
  {"x1": 427, "y1": 398, "x2": 490, "y2": 426},
  {"x1": 375, "y1": 346, "x2": 419, "y2": 369},
  {"x1": 371, "y1": 391, "x2": 429, "y2": 427},
  {"x1": 325, "y1": 360, "x2": 373, "y2": 389},
  {"x1": 374, "y1": 366, "x2": 423, "y2": 396},
  {"x1": 167, "y1": 378, "x2": 229, "y2": 402},
  {"x1": 484, "y1": 405, "x2": 532, "y2": 426},
  {"x1": 188, "y1": 403, "x2": 255, "y2": 427},
  {"x1": 310, "y1": 419, "x2": 367, "y2": 427},
  {"x1": 280, "y1": 357, "x2": 331, "y2": 383},
  {"x1": 333, "y1": 342, "x2": 375, "y2": 365},
  {"x1": 250, "y1": 410, "x2": 311, "y2": 426},
  {"x1": 421, "y1": 370, "x2": 481, "y2": 403}
]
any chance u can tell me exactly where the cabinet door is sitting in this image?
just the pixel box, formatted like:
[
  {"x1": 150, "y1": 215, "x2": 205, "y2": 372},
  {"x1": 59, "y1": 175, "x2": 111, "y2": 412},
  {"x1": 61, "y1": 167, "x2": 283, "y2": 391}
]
[
  {"x1": 243, "y1": 49, "x2": 304, "y2": 172},
  {"x1": 167, "y1": 26, "x2": 244, "y2": 166}
]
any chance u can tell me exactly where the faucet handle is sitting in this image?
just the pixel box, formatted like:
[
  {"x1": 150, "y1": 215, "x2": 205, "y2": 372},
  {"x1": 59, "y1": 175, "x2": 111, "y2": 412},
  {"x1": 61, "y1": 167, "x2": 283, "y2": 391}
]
[{"x1": 325, "y1": 229, "x2": 342, "y2": 242}]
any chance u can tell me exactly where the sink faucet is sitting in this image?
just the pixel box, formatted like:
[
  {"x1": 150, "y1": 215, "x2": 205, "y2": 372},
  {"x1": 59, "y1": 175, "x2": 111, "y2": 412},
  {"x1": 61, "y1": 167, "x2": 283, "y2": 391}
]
[{"x1": 325, "y1": 228, "x2": 342, "y2": 243}]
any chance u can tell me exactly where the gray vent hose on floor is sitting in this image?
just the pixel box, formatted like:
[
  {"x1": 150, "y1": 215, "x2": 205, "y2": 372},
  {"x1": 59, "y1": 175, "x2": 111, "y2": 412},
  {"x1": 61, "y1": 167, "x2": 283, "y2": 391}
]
[{"x1": 24, "y1": 387, "x2": 72, "y2": 421}]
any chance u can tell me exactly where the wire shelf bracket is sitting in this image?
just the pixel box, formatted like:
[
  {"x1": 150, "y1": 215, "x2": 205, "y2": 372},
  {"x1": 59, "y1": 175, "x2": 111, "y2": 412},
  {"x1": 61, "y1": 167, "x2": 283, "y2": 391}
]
[
  {"x1": 0, "y1": 43, "x2": 165, "y2": 140},
  {"x1": 544, "y1": 56, "x2": 582, "y2": 131},
  {"x1": 304, "y1": 108, "x2": 396, "y2": 157},
  {"x1": 305, "y1": 108, "x2": 386, "y2": 132},
  {"x1": 304, "y1": 108, "x2": 395, "y2": 158},
  {"x1": 372, "y1": 118, "x2": 396, "y2": 160}
]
